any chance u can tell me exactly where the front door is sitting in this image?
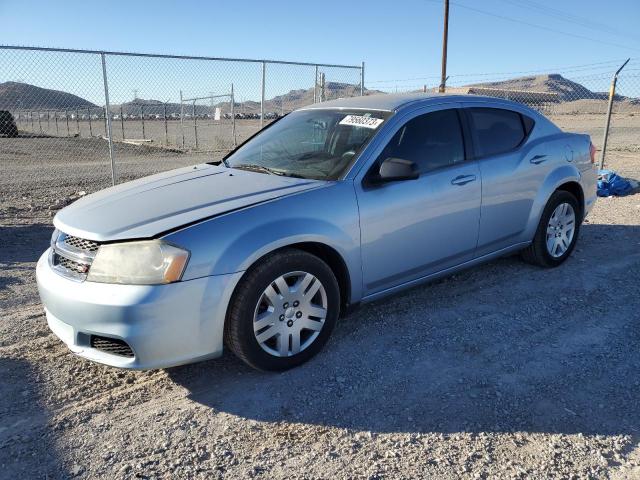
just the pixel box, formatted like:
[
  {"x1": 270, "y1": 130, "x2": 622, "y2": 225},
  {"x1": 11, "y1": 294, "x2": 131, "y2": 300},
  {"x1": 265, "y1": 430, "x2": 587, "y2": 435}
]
[{"x1": 356, "y1": 106, "x2": 481, "y2": 296}]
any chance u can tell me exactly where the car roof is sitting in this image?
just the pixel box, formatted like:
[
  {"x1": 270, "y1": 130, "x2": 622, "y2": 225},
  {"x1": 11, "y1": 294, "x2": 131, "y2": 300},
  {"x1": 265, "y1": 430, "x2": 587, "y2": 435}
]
[{"x1": 299, "y1": 92, "x2": 525, "y2": 113}]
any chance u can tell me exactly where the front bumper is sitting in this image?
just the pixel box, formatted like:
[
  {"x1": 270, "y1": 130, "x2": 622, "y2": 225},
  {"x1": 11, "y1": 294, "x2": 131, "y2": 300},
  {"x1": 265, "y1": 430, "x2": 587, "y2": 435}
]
[{"x1": 36, "y1": 249, "x2": 243, "y2": 369}]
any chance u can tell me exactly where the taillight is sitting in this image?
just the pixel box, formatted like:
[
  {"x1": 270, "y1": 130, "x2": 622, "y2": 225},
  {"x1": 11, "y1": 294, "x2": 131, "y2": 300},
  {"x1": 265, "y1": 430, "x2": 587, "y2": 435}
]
[{"x1": 589, "y1": 142, "x2": 597, "y2": 164}]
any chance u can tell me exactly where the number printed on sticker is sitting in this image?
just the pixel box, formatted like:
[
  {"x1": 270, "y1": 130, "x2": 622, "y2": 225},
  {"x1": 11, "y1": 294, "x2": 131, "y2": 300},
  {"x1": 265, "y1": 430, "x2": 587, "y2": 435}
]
[{"x1": 339, "y1": 115, "x2": 384, "y2": 129}]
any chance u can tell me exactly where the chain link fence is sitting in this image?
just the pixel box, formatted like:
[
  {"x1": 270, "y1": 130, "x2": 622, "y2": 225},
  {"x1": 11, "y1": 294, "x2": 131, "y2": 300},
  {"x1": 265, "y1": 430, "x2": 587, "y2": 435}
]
[
  {"x1": 0, "y1": 45, "x2": 364, "y2": 194},
  {"x1": 2, "y1": 45, "x2": 638, "y2": 207}
]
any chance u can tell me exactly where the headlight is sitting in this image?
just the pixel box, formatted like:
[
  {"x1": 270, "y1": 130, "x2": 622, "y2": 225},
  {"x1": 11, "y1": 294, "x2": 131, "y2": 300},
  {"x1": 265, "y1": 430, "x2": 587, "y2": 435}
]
[{"x1": 86, "y1": 240, "x2": 190, "y2": 285}]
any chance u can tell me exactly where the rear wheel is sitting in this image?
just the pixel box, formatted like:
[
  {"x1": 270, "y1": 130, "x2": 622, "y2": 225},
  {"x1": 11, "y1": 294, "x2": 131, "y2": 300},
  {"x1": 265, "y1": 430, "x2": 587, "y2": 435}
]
[
  {"x1": 224, "y1": 249, "x2": 340, "y2": 371},
  {"x1": 521, "y1": 190, "x2": 581, "y2": 268}
]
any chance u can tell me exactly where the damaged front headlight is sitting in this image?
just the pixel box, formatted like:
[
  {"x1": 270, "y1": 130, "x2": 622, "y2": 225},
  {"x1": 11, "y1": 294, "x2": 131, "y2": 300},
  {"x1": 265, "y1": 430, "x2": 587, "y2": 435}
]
[{"x1": 87, "y1": 240, "x2": 190, "y2": 285}]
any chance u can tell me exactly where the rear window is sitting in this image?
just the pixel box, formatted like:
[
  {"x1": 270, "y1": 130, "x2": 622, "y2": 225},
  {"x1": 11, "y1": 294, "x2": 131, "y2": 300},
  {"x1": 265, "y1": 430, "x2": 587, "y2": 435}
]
[{"x1": 467, "y1": 108, "x2": 531, "y2": 157}]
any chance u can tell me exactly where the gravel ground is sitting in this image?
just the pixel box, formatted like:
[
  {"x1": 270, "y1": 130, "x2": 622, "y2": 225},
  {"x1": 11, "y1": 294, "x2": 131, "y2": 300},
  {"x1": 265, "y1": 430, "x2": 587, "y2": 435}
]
[{"x1": 1, "y1": 135, "x2": 640, "y2": 479}]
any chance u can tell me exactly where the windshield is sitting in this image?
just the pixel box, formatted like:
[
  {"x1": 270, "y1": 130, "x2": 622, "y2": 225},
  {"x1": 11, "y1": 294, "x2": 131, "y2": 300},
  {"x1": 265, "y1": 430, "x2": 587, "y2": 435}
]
[{"x1": 224, "y1": 109, "x2": 391, "y2": 180}]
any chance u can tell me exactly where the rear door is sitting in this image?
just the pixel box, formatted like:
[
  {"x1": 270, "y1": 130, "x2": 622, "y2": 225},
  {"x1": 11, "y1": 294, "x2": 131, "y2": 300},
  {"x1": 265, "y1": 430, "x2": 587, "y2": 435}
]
[
  {"x1": 462, "y1": 105, "x2": 548, "y2": 255},
  {"x1": 355, "y1": 105, "x2": 481, "y2": 296}
]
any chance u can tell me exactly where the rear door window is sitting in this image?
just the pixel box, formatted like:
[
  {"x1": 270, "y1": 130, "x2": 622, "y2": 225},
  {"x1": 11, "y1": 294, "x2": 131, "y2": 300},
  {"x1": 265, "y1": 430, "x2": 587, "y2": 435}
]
[{"x1": 467, "y1": 108, "x2": 528, "y2": 157}]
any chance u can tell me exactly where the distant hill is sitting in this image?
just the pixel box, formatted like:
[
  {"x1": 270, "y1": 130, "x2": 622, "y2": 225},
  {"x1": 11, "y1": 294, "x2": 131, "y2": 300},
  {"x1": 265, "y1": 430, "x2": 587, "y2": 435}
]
[
  {"x1": 8, "y1": 74, "x2": 627, "y2": 117},
  {"x1": 217, "y1": 82, "x2": 383, "y2": 114},
  {"x1": 467, "y1": 74, "x2": 608, "y2": 101},
  {"x1": 0, "y1": 81, "x2": 97, "y2": 110},
  {"x1": 113, "y1": 82, "x2": 382, "y2": 117}
]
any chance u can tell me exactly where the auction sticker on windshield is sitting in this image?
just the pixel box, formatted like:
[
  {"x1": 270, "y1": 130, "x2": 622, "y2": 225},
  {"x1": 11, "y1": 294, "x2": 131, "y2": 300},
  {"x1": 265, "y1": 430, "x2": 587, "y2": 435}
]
[{"x1": 339, "y1": 115, "x2": 384, "y2": 129}]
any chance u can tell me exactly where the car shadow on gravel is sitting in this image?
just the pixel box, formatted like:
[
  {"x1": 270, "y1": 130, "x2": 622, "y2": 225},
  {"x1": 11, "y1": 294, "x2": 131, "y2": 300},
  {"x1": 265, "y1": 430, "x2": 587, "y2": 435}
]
[
  {"x1": 0, "y1": 223, "x2": 53, "y2": 264},
  {"x1": 0, "y1": 357, "x2": 70, "y2": 478},
  {"x1": 170, "y1": 223, "x2": 640, "y2": 437}
]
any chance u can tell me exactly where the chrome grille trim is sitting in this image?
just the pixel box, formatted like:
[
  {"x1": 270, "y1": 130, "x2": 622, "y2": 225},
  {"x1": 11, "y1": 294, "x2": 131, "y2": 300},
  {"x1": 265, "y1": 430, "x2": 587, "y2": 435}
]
[
  {"x1": 55, "y1": 232, "x2": 99, "y2": 263},
  {"x1": 49, "y1": 231, "x2": 101, "y2": 281}
]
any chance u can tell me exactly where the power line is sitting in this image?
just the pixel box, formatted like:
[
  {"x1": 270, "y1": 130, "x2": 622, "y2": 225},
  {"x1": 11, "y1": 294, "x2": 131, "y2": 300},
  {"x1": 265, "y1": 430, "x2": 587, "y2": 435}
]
[
  {"x1": 425, "y1": 0, "x2": 640, "y2": 52},
  {"x1": 498, "y1": 0, "x2": 640, "y2": 43}
]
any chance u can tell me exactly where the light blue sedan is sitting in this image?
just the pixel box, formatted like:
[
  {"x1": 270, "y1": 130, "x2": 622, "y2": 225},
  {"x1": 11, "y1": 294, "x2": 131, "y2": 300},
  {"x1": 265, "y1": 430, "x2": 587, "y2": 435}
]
[{"x1": 36, "y1": 93, "x2": 598, "y2": 370}]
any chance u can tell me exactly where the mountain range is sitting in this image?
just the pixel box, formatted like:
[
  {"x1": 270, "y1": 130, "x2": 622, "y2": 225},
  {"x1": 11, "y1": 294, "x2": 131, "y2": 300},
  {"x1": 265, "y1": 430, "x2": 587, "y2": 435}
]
[{"x1": 0, "y1": 74, "x2": 633, "y2": 114}]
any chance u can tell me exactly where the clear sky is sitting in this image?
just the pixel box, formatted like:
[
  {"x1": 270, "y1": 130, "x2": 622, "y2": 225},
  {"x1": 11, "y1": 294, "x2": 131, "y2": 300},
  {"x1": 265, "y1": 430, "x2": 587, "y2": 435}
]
[{"x1": 1, "y1": 0, "x2": 639, "y2": 103}]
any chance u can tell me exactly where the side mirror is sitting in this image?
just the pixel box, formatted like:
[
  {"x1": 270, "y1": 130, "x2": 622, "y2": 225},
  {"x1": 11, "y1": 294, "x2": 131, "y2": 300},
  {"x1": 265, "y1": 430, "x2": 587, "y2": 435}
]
[{"x1": 376, "y1": 157, "x2": 419, "y2": 182}]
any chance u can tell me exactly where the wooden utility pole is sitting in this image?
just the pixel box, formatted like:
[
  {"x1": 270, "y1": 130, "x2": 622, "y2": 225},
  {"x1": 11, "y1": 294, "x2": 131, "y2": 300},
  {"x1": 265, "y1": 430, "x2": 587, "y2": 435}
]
[{"x1": 439, "y1": 0, "x2": 450, "y2": 93}]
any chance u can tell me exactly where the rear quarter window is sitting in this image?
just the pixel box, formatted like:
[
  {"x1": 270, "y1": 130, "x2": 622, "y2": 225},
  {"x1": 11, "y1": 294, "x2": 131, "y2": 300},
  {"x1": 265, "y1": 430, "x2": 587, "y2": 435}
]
[{"x1": 467, "y1": 107, "x2": 533, "y2": 158}]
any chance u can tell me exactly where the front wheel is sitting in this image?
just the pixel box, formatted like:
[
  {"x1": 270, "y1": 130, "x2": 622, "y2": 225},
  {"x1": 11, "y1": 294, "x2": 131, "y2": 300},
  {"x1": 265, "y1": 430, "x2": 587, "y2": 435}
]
[
  {"x1": 521, "y1": 190, "x2": 581, "y2": 268},
  {"x1": 224, "y1": 249, "x2": 340, "y2": 371}
]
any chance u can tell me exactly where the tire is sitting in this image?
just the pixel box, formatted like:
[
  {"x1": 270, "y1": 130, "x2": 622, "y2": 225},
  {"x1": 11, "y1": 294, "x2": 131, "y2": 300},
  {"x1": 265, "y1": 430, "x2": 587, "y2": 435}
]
[
  {"x1": 521, "y1": 190, "x2": 581, "y2": 268},
  {"x1": 224, "y1": 248, "x2": 340, "y2": 371}
]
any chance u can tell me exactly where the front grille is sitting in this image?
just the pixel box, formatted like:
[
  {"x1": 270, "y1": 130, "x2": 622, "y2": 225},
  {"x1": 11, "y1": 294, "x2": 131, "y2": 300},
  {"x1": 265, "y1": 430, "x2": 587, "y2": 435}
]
[
  {"x1": 90, "y1": 335, "x2": 134, "y2": 358},
  {"x1": 53, "y1": 253, "x2": 90, "y2": 275},
  {"x1": 63, "y1": 235, "x2": 100, "y2": 254},
  {"x1": 50, "y1": 231, "x2": 100, "y2": 281}
]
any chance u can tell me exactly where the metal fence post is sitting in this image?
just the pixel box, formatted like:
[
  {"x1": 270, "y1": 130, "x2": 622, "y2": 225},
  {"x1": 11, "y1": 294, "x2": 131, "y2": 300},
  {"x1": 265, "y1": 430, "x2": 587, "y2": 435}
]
[
  {"x1": 599, "y1": 58, "x2": 630, "y2": 170},
  {"x1": 54, "y1": 112, "x2": 59, "y2": 135},
  {"x1": 260, "y1": 61, "x2": 266, "y2": 129},
  {"x1": 314, "y1": 65, "x2": 318, "y2": 103},
  {"x1": 88, "y1": 107, "x2": 93, "y2": 136},
  {"x1": 120, "y1": 105, "x2": 125, "y2": 140},
  {"x1": 76, "y1": 108, "x2": 80, "y2": 134},
  {"x1": 179, "y1": 90, "x2": 185, "y2": 148},
  {"x1": 141, "y1": 104, "x2": 146, "y2": 140},
  {"x1": 163, "y1": 103, "x2": 168, "y2": 145},
  {"x1": 193, "y1": 100, "x2": 198, "y2": 150},
  {"x1": 65, "y1": 110, "x2": 70, "y2": 136},
  {"x1": 103, "y1": 107, "x2": 108, "y2": 137},
  {"x1": 37, "y1": 111, "x2": 42, "y2": 134},
  {"x1": 231, "y1": 83, "x2": 236, "y2": 147},
  {"x1": 360, "y1": 61, "x2": 365, "y2": 96},
  {"x1": 101, "y1": 52, "x2": 117, "y2": 186}
]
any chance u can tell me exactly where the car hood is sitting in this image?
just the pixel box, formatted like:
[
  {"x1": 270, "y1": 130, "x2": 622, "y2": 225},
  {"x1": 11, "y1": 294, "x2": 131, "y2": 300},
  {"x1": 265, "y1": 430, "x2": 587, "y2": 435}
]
[{"x1": 54, "y1": 164, "x2": 324, "y2": 241}]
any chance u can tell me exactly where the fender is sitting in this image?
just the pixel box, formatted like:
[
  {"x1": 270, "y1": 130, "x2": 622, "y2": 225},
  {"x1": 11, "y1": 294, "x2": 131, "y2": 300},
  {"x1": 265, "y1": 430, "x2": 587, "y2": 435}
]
[
  {"x1": 523, "y1": 163, "x2": 582, "y2": 241},
  {"x1": 164, "y1": 181, "x2": 363, "y2": 302},
  {"x1": 217, "y1": 218, "x2": 359, "y2": 297}
]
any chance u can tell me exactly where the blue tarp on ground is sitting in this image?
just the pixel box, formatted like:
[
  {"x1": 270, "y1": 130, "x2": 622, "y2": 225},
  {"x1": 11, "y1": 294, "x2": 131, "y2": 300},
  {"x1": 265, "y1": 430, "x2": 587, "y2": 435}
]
[{"x1": 597, "y1": 169, "x2": 634, "y2": 197}]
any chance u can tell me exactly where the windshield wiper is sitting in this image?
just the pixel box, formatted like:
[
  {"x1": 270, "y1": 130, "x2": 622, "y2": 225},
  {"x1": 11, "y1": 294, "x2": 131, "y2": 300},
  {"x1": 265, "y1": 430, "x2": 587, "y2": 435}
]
[
  {"x1": 231, "y1": 164, "x2": 278, "y2": 175},
  {"x1": 232, "y1": 163, "x2": 309, "y2": 179}
]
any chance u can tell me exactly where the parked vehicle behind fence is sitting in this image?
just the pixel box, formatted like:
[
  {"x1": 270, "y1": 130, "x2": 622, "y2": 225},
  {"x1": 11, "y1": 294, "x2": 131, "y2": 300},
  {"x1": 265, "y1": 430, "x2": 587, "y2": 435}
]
[
  {"x1": 36, "y1": 93, "x2": 598, "y2": 371},
  {"x1": 0, "y1": 110, "x2": 18, "y2": 137}
]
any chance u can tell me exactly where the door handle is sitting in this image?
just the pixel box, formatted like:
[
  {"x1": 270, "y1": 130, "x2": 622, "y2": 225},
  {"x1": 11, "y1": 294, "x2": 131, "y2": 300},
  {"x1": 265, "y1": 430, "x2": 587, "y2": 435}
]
[
  {"x1": 450, "y1": 174, "x2": 477, "y2": 186},
  {"x1": 529, "y1": 154, "x2": 547, "y2": 164}
]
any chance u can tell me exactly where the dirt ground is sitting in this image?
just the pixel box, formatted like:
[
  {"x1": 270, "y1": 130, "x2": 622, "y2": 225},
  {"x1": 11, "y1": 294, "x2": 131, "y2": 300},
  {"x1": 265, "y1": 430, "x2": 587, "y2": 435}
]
[
  {"x1": 1, "y1": 127, "x2": 640, "y2": 478},
  {"x1": 14, "y1": 117, "x2": 265, "y2": 154}
]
